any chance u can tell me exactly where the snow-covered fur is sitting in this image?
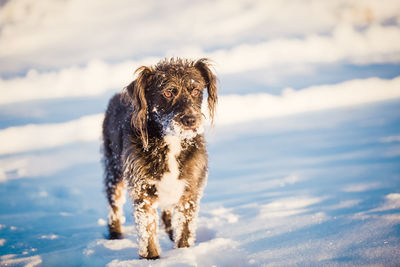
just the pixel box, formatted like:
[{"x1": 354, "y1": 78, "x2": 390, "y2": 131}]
[{"x1": 102, "y1": 58, "x2": 218, "y2": 259}]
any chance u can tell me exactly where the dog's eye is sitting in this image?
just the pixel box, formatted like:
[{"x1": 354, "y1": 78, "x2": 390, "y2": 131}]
[
  {"x1": 164, "y1": 89, "x2": 173, "y2": 99},
  {"x1": 191, "y1": 89, "x2": 201, "y2": 97}
]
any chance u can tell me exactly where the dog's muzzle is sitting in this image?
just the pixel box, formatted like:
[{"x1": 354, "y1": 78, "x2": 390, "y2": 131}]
[
  {"x1": 181, "y1": 115, "x2": 197, "y2": 130},
  {"x1": 164, "y1": 113, "x2": 204, "y2": 139}
]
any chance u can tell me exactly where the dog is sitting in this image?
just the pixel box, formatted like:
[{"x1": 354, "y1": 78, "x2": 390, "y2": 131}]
[{"x1": 102, "y1": 58, "x2": 217, "y2": 259}]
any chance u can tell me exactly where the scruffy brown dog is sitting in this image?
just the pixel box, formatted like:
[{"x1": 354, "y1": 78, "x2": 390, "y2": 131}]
[{"x1": 102, "y1": 58, "x2": 217, "y2": 259}]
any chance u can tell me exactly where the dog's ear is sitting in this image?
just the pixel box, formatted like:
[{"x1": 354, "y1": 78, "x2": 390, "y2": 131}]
[
  {"x1": 123, "y1": 66, "x2": 153, "y2": 149},
  {"x1": 195, "y1": 58, "x2": 218, "y2": 123}
]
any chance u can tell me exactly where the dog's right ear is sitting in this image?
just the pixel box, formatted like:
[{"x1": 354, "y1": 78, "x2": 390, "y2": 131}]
[
  {"x1": 123, "y1": 66, "x2": 153, "y2": 149},
  {"x1": 194, "y1": 58, "x2": 218, "y2": 123}
]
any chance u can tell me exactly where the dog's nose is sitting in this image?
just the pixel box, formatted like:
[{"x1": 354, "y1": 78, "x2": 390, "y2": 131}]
[{"x1": 181, "y1": 115, "x2": 197, "y2": 128}]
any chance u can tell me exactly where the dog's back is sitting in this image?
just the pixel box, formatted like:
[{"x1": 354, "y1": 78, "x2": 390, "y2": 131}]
[{"x1": 103, "y1": 93, "x2": 129, "y2": 160}]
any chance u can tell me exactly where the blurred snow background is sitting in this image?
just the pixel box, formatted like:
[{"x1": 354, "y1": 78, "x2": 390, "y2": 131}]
[{"x1": 1, "y1": 0, "x2": 400, "y2": 266}]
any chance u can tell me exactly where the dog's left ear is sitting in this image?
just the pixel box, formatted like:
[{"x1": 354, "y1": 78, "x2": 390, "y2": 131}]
[{"x1": 195, "y1": 58, "x2": 218, "y2": 123}]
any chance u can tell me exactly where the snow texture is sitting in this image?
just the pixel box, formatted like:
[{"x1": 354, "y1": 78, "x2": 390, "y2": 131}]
[{"x1": 1, "y1": 99, "x2": 399, "y2": 266}]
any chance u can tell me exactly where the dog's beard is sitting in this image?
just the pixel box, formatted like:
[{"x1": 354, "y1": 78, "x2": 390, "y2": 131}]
[
  {"x1": 152, "y1": 109, "x2": 204, "y2": 139},
  {"x1": 165, "y1": 119, "x2": 204, "y2": 139}
]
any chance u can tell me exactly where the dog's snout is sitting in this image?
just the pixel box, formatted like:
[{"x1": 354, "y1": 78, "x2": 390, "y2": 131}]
[{"x1": 181, "y1": 115, "x2": 197, "y2": 128}]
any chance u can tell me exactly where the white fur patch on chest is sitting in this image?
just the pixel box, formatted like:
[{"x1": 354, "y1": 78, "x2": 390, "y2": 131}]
[{"x1": 157, "y1": 135, "x2": 186, "y2": 209}]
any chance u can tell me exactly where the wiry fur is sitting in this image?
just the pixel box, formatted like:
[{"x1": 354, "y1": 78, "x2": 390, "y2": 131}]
[{"x1": 102, "y1": 58, "x2": 217, "y2": 259}]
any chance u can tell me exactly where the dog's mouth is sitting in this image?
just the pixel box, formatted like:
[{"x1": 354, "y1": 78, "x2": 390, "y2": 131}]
[
  {"x1": 181, "y1": 124, "x2": 198, "y2": 131},
  {"x1": 153, "y1": 111, "x2": 204, "y2": 139},
  {"x1": 165, "y1": 118, "x2": 204, "y2": 139}
]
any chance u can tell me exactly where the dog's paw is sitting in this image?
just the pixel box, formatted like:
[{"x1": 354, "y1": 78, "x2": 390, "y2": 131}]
[
  {"x1": 140, "y1": 255, "x2": 160, "y2": 260},
  {"x1": 176, "y1": 238, "x2": 190, "y2": 248},
  {"x1": 139, "y1": 249, "x2": 160, "y2": 260},
  {"x1": 108, "y1": 231, "x2": 124, "y2": 240}
]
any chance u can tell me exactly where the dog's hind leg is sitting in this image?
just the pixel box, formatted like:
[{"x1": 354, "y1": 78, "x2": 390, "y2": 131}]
[
  {"x1": 103, "y1": 131, "x2": 126, "y2": 239},
  {"x1": 103, "y1": 145, "x2": 125, "y2": 239},
  {"x1": 105, "y1": 178, "x2": 126, "y2": 239},
  {"x1": 161, "y1": 209, "x2": 174, "y2": 242}
]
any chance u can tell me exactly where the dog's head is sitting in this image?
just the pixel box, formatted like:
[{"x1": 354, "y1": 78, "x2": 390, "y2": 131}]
[{"x1": 124, "y1": 58, "x2": 218, "y2": 148}]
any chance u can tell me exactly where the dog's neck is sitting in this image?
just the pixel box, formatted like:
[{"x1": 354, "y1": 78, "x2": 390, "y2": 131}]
[{"x1": 146, "y1": 117, "x2": 165, "y2": 140}]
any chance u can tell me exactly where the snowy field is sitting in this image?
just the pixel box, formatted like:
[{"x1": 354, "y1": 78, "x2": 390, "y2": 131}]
[{"x1": 1, "y1": 0, "x2": 400, "y2": 266}]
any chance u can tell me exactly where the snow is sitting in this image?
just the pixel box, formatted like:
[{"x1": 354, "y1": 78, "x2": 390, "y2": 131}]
[
  {"x1": 1, "y1": 1, "x2": 400, "y2": 75},
  {"x1": 1, "y1": 0, "x2": 400, "y2": 265},
  {"x1": 2, "y1": 100, "x2": 400, "y2": 265},
  {"x1": 2, "y1": 76, "x2": 400, "y2": 156},
  {"x1": 2, "y1": 99, "x2": 400, "y2": 266},
  {"x1": 40, "y1": 235, "x2": 58, "y2": 240},
  {"x1": 342, "y1": 183, "x2": 381, "y2": 193},
  {"x1": 0, "y1": 114, "x2": 103, "y2": 154},
  {"x1": 215, "y1": 76, "x2": 400, "y2": 125},
  {"x1": 0, "y1": 254, "x2": 42, "y2": 267}
]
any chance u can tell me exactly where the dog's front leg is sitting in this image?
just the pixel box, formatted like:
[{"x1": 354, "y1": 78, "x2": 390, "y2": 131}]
[
  {"x1": 133, "y1": 197, "x2": 160, "y2": 259},
  {"x1": 173, "y1": 196, "x2": 200, "y2": 248}
]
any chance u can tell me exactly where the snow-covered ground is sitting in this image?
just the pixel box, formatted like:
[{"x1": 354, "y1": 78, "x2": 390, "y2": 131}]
[
  {"x1": 1, "y1": 0, "x2": 400, "y2": 266},
  {"x1": 1, "y1": 98, "x2": 400, "y2": 266}
]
